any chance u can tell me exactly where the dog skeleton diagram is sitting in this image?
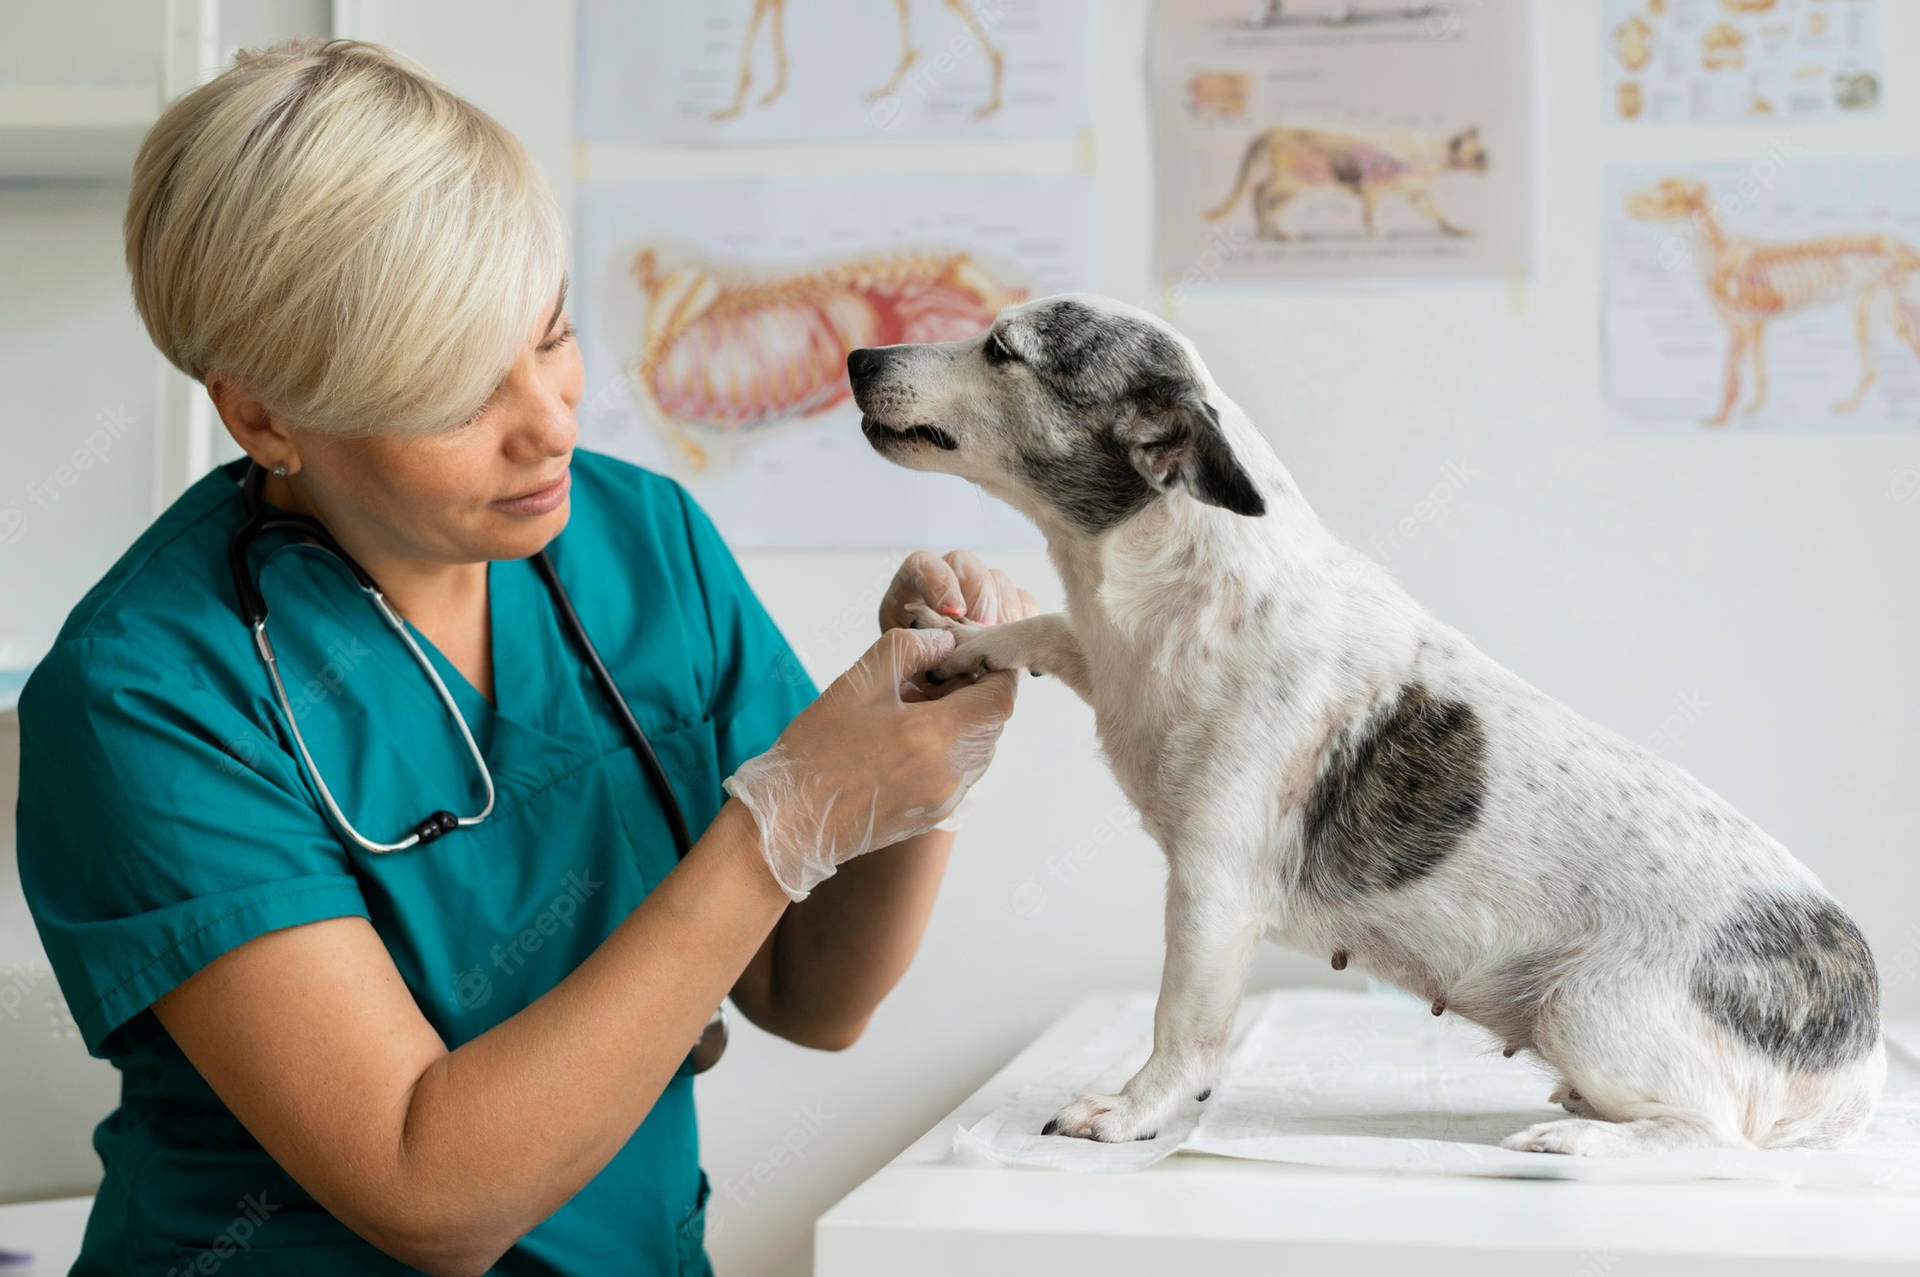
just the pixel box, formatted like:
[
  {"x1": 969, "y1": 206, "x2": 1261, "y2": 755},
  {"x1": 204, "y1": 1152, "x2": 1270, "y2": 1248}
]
[{"x1": 1628, "y1": 176, "x2": 1920, "y2": 426}]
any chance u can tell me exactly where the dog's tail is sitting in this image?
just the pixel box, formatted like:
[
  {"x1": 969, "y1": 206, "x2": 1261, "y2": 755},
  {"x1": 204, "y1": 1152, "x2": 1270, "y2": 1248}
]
[{"x1": 1202, "y1": 131, "x2": 1268, "y2": 223}]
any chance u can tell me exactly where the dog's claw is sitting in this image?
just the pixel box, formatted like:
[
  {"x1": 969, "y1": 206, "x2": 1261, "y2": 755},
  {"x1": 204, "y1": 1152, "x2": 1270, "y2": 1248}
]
[
  {"x1": 1041, "y1": 1117, "x2": 1060, "y2": 1136},
  {"x1": 1195, "y1": 1089, "x2": 1211, "y2": 1102}
]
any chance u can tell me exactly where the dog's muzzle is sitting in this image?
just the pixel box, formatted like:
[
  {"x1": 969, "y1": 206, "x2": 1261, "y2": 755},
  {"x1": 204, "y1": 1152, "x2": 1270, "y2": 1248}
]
[{"x1": 848, "y1": 347, "x2": 959, "y2": 452}]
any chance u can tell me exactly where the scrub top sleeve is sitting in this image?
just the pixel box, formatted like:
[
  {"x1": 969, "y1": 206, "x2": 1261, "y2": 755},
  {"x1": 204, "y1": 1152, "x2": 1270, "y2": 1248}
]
[
  {"x1": 669, "y1": 482, "x2": 821, "y2": 786},
  {"x1": 15, "y1": 638, "x2": 370, "y2": 1058}
]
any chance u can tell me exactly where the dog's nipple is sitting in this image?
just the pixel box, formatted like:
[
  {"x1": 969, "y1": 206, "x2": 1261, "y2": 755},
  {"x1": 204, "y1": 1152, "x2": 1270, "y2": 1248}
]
[
  {"x1": 1430, "y1": 997, "x2": 1446, "y2": 1017},
  {"x1": 1330, "y1": 949, "x2": 1349, "y2": 971}
]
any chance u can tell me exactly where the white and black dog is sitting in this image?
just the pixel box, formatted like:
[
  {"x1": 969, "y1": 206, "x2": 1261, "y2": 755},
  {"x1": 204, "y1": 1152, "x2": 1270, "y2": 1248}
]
[{"x1": 848, "y1": 293, "x2": 1883, "y2": 1156}]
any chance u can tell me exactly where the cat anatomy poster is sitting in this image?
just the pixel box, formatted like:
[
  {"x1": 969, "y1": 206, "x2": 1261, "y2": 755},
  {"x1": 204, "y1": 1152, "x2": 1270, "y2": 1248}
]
[{"x1": 1151, "y1": 0, "x2": 1536, "y2": 285}]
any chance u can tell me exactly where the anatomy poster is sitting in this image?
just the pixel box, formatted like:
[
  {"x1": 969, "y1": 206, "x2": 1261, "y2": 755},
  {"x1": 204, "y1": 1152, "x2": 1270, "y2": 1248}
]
[
  {"x1": 573, "y1": 175, "x2": 1093, "y2": 548},
  {"x1": 1150, "y1": 0, "x2": 1535, "y2": 286},
  {"x1": 574, "y1": 0, "x2": 1093, "y2": 144},
  {"x1": 1606, "y1": 160, "x2": 1920, "y2": 434},
  {"x1": 1605, "y1": 0, "x2": 1883, "y2": 124}
]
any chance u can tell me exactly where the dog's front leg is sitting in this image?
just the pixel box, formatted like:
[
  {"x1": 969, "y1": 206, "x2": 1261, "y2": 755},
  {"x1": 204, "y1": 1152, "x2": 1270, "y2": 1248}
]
[
  {"x1": 905, "y1": 604, "x2": 1093, "y2": 701},
  {"x1": 1045, "y1": 859, "x2": 1261, "y2": 1142}
]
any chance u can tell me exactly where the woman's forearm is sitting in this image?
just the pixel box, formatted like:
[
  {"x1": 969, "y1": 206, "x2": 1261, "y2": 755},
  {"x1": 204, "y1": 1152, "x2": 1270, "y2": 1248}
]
[
  {"x1": 757, "y1": 827, "x2": 955, "y2": 1048},
  {"x1": 392, "y1": 799, "x2": 787, "y2": 1268}
]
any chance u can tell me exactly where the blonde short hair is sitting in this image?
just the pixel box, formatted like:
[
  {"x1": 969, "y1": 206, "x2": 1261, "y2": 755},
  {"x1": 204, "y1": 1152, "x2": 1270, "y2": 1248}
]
[{"x1": 125, "y1": 38, "x2": 565, "y2": 437}]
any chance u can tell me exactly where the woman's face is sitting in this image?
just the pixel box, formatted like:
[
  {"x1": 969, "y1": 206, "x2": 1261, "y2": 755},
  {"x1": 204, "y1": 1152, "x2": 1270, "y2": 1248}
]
[{"x1": 287, "y1": 286, "x2": 582, "y2": 568}]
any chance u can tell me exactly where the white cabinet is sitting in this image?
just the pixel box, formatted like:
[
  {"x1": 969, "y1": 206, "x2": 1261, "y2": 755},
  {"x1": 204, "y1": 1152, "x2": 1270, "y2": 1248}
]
[{"x1": 0, "y1": 1, "x2": 327, "y2": 695}]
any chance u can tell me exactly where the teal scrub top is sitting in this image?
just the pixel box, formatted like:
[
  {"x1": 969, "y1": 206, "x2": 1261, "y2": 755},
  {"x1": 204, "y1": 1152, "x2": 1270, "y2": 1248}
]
[{"x1": 14, "y1": 450, "x2": 819, "y2": 1275}]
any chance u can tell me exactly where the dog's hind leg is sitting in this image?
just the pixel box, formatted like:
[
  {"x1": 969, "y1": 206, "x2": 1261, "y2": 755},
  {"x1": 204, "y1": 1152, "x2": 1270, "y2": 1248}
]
[
  {"x1": 865, "y1": 0, "x2": 921, "y2": 103},
  {"x1": 710, "y1": 0, "x2": 781, "y2": 122},
  {"x1": 1502, "y1": 1113, "x2": 1729, "y2": 1157},
  {"x1": 1046, "y1": 855, "x2": 1260, "y2": 1142},
  {"x1": 1834, "y1": 287, "x2": 1882, "y2": 413}
]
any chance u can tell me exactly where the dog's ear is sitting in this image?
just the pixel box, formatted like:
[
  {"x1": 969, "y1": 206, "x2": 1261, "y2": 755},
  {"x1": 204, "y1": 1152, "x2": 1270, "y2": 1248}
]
[{"x1": 1128, "y1": 383, "x2": 1266, "y2": 517}]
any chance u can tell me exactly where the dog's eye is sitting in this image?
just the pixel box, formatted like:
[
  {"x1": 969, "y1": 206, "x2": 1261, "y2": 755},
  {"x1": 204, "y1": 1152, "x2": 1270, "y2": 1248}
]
[{"x1": 984, "y1": 330, "x2": 1021, "y2": 366}]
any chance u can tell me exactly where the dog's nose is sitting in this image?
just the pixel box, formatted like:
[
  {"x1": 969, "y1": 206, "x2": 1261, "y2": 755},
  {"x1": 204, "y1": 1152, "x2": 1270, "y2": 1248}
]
[{"x1": 847, "y1": 347, "x2": 884, "y2": 384}]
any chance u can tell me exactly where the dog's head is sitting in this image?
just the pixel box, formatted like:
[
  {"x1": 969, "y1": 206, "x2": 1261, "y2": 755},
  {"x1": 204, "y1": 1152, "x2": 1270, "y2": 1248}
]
[
  {"x1": 1446, "y1": 125, "x2": 1489, "y2": 174},
  {"x1": 848, "y1": 294, "x2": 1265, "y2": 536},
  {"x1": 1627, "y1": 177, "x2": 1708, "y2": 223}
]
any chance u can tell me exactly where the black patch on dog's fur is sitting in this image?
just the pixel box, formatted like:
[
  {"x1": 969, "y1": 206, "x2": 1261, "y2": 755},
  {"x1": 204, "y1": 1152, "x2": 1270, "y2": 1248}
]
[
  {"x1": 1013, "y1": 301, "x2": 1263, "y2": 532},
  {"x1": 1017, "y1": 435, "x2": 1157, "y2": 535},
  {"x1": 1692, "y1": 890, "x2": 1880, "y2": 1072},
  {"x1": 1301, "y1": 682, "x2": 1487, "y2": 896}
]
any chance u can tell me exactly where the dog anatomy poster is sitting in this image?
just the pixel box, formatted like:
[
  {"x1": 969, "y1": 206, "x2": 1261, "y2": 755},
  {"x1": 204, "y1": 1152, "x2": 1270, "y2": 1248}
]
[
  {"x1": 1606, "y1": 0, "x2": 1883, "y2": 125},
  {"x1": 572, "y1": 174, "x2": 1092, "y2": 548},
  {"x1": 1605, "y1": 160, "x2": 1920, "y2": 434},
  {"x1": 574, "y1": 0, "x2": 1093, "y2": 144},
  {"x1": 1150, "y1": 0, "x2": 1536, "y2": 286}
]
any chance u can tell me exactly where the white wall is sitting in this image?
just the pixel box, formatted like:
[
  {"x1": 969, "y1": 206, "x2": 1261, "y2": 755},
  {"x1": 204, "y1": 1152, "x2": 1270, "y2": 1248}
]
[{"x1": 4, "y1": 1, "x2": 1919, "y2": 1274}]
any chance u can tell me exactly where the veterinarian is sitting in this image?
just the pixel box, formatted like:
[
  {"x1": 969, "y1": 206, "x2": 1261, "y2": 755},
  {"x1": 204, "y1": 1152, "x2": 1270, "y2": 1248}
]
[{"x1": 14, "y1": 38, "x2": 1028, "y2": 1276}]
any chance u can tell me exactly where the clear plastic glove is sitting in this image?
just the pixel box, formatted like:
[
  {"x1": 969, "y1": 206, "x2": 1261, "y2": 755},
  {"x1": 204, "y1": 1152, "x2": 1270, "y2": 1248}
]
[
  {"x1": 878, "y1": 549, "x2": 1040, "y2": 631},
  {"x1": 722, "y1": 626, "x2": 1019, "y2": 901},
  {"x1": 877, "y1": 550, "x2": 1039, "y2": 832}
]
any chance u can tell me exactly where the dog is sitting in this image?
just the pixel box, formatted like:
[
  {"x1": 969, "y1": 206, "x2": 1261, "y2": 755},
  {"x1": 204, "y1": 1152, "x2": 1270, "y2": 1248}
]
[{"x1": 847, "y1": 294, "x2": 1884, "y2": 1155}]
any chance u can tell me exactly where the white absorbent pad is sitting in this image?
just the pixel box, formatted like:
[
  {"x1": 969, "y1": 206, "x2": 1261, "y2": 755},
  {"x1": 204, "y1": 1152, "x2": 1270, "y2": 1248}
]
[{"x1": 951, "y1": 990, "x2": 1920, "y2": 1188}]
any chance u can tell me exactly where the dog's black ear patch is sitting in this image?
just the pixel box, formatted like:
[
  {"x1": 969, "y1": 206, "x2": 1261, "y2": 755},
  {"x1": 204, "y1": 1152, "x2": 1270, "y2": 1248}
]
[
  {"x1": 1301, "y1": 682, "x2": 1486, "y2": 896},
  {"x1": 1692, "y1": 891, "x2": 1880, "y2": 1073},
  {"x1": 1128, "y1": 384, "x2": 1266, "y2": 517}
]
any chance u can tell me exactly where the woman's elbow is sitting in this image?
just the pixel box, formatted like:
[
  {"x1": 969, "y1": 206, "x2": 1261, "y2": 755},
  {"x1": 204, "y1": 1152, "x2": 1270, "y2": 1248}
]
[
  {"x1": 790, "y1": 1011, "x2": 872, "y2": 1052},
  {"x1": 361, "y1": 1215, "x2": 515, "y2": 1277}
]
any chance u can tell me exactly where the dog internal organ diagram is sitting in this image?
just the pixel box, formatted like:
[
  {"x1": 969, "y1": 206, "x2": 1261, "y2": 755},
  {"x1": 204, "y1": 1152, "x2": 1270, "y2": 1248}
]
[
  {"x1": 1628, "y1": 177, "x2": 1920, "y2": 425},
  {"x1": 626, "y1": 248, "x2": 1027, "y2": 467}
]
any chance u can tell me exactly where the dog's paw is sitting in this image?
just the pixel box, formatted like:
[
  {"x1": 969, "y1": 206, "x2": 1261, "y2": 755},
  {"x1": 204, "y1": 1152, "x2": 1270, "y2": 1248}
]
[
  {"x1": 1548, "y1": 1084, "x2": 1601, "y2": 1118},
  {"x1": 1501, "y1": 1118, "x2": 1620, "y2": 1157},
  {"x1": 1041, "y1": 1093, "x2": 1162, "y2": 1143}
]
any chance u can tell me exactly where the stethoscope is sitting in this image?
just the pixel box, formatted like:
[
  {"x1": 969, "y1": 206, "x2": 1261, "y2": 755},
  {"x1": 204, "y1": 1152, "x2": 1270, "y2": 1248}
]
[{"x1": 228, "y1": 460, "x2": 726, "y2": 1071}]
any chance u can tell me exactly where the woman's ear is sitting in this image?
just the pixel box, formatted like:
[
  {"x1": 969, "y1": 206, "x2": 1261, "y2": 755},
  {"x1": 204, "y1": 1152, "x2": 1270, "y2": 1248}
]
[
  {"x1": 1127, "y1": 386, "x2": 1266, "y2": 517},
  {"x1": 206, "y1": 372, "x2": 300, "y2": 473}
]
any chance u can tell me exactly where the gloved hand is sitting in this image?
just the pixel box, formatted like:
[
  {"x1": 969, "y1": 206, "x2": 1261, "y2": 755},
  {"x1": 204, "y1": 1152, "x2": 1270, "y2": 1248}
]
[
  {"x1": 877, "y1": 550, "x2": 1039, "y2": 832},
  {"x1": 878, "y1": 549, "x2": 1040, "y2": 632},
  {"x1": 722, "y1": 626, "x2": 1018, "y2": 901}
]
